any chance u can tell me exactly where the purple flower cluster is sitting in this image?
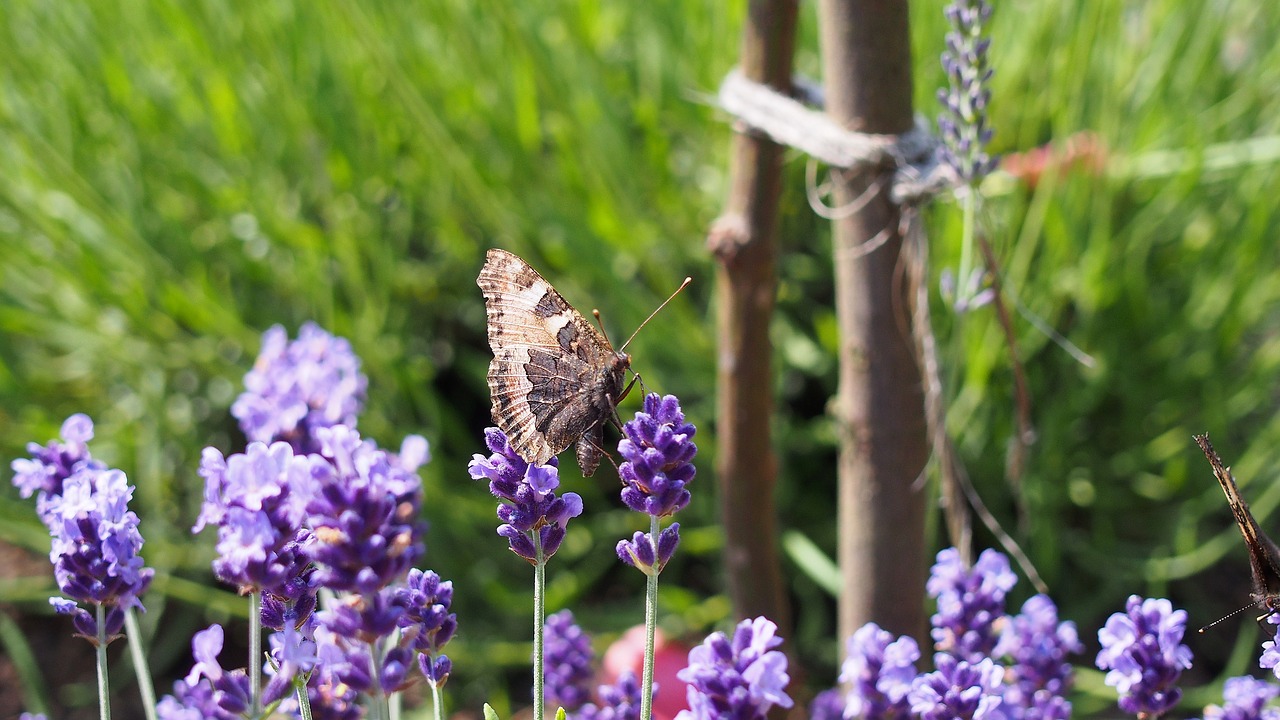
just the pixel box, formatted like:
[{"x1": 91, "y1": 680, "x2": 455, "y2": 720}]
[
  {"x1": 928, "y1": 547, "x2": 1016, "y2": 661},
  {"x1": 11, "y1": 413, "x2": 102, "y2": 505},
  {"x1": 1198, "y1": 676, "x2": 1280, "y2": 720},
  {"x1": 163, "y1": 321, "x2": 451, "y2": 714},
  {"x1": 615, "y1": 394, "x2": 696, "y2": 576},
  {"x1": 675, "y1": 616, "x2": 793, "y2": 720},
  {"x1": 817, "y1": 548, "x2": 1084, "y2": 720},
  {"x1": 398, "y1": 569, "x2": 458, "y2": 687},
  {"x1": 839, "y1": 622, "x2": 920, "y2": 720},
  {"x1": 232, "y1": 322, "x2": 368, "y2": 454},
  {"x1": 1096, "y1": 595, "x2": 1193, "y2": 717},
  {"x1": 937, "y1": 0, "x2": 997, "y2": 183},
  {"x1": 156, "y1": 625, "x2": 275, "y2": 720},
  {"x1": 469, "y1": 427, "x2": 583, "y2": 563},
  {"x1": 618, "y1": 394, "x2": 696, "y2": 518},
  {"x1": 303, "y1": 426, "x2": 428, "y2": 594},
  {"x1": 579, "y1": 671, "x2": 647, "y2": 720},
  {"x1": 194, "y1": 441, "x2": 317, "y2": 593},
  {"x1": 996, "y1": 595, "x2": 1082, "y2": 720},
  {"x1": 908, "y1": 654, "x2": 1004, "y2": 720},
  {"x1": 12, "y1": 415, "x2": 153, "y2": 644},
  {"x1": 809, "y1": 688, "x2": 849, "y2": 720},
  {"x1": 544, "y1": 609, "x2": 596, "y2": 712}
]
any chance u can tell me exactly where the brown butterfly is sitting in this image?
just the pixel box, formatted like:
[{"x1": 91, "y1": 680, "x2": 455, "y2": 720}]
[
  {"x1": 477, "y1": 249, "x2": 642, "y2": 476},
  {"x1": 1195, "y1": 433, "x2": 1280, "y2": 632}
]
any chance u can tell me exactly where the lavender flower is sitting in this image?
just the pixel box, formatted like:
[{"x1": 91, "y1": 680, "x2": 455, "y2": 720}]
[
  {"x1": 544, "y1": 609, "x2": 596, "y2": 712},
  {"x1": 810, "y1": 689, "x2": 848, "y2": 720},
  {"x1": 397, "y1": 568, "x2": 458, "y2": 687},
  {"x1": 194, "y1": 441, "x2": 316, "y2": 592},
  {"x1": 1096, "y1": 595, "x2": 1192, "y2": 718},
  {"x1": 839, "y1": 622, "x2": 920, "y2": 720},
  {"x1": 11, "y1": 413, "x2": 102, "y2": 506},
  {"x1": 937, "y1": 0, "x2": 997, "y2": 183},
  {"x1": 304, "y1": 425, "x2": 428, "y2": 594},
  {"x1": 232, "y1": 322, "x2": 368, "y2": 454},
  {"x1": 262, "y1": 622, "x2": 320, "y2": 703},
  {"x1": 909, "y1": 654, "x2": 1004, "y2": 720},
  {"x1": 618, "y1": 394, "x2": 696, "y2": 519},
  {"x1": 45, "y1": 466, "x2": 154, "y2": 643},
  {"x1": 928, "y1": 548, "x2": 1016, "y2": 661},
  {"x1": 156, "y1": 625, "x2": 263, "y2": 719},
  {"x1": 469, "y1": 427, "x2": 583, "y2": 563},
  {"x1": 579, "y1": 671, "x2": 648, "y2": 720},
  {"x1": 313, "y1": 591, "x2": 413, "y2": 695},
  {"x1": 616, "y1": 524, "x2": 681, "y2": 576},
  {"x1": 259, "y1": 532, "x2": 319, "y2": 631},
  {"x1": 675, "y1": 616, "x2": 794, "y2": 720},
  {"x1": 1197, "y1": 676, "x2": 1280, "y2": 720},
  {"x1": 995, "y1": 594, "x2": 1082, "y2": 720}
]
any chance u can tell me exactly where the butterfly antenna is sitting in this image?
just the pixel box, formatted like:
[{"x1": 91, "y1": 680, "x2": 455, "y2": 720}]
[
  {"x1": 591, "y1": 308, "x2": 615, "y2": 348},
  {"x1": 1199, "y1": 602, "x2": 1256, "y2": 633},
  {"x1": 619, "y1": 277, "x2": 692, "y2": 353}
]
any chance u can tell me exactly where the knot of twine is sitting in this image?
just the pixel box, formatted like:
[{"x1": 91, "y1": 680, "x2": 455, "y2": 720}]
[{"x1": 717, "y1": 68, "x2": 953, "y2": 206}]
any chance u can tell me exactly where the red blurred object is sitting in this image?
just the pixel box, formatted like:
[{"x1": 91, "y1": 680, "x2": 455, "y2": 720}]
[
  {"x1": 602, "y1": 625, "x2": 691, "y2": 720},
  {"x1": 1001, "y1": 131, "x2": 1108, "y2": 189}
]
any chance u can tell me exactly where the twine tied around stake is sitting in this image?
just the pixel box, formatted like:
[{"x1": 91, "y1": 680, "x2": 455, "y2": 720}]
[{"x1": 717, "y1": 68, "x2": 955, "y2": 209}]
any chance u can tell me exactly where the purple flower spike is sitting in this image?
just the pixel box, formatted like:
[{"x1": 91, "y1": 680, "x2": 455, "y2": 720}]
[
  {"x1": 840, "y1": 622, "x2": 920, "y2": 720},
  {"x1": 194, "y1": 441, "x2": 317, "y2": 593},
  {"x1": 618, "y1": 394, "x2": 697, "y2": 519},
  {"x1": 928, "y1": 547, "x2": 1017, "y2": 661},
  {"x1": 304, "y1": 426, "x2": 427, "y2": 594},
  {"x1": 543, "y1": 609, "x2": 596, "y2": 712},
  {"x1": 1096, "y1": 595, "x2": 1192, "y2": 718},
  {"x1": 156, "y1": 625, "x2": 253, "y2": 719},
  {"x1": 909, "y1": 654, "x2": 1004, "y2": 720},
  {"x1": 44, "y1": 467, "x2": 154, "y2": 643},
  {"x1": 1198, "y1": 676, "x2": 1280, "y2": 720},
  {"x1": 809, "y1": 689, "x2": 848, "y2": 720},
  {"x1": 675, "y1": 616, "x2": 794, "y2": 720},
  {"x1": 11, "y1": 413, "x2": 103, "y2": 504},
  {"x1": 469, "y1": 427, "x2": 583, "y2": 563},
  {"x1": 937, "y1": 0, "x2": 997, "y2": 183},
  {"x1": 995, "y1": 594, "x2": 1082, "y2": 720},
  {"x1": 579, "y1": 671, "x2": 651, "y2": 720},
  {"x1": 232, "y1": 322, "x2": 368, "y2": 454},
  {"x1": 397, "y1": 568, "x2": 458, "y2": 688},
  {"x1": 617, "y1": 524, "x2": 681, "y2": 576}
]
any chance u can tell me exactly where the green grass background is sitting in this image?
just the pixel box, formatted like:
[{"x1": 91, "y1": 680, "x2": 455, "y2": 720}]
[{"x1": 2, "y1": 0, "x2": 1279, "y2": 716}]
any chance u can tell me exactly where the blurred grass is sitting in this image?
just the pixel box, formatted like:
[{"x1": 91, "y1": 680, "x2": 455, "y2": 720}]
[{"x1": 1, "y1": 0, "x2": 1279, "y2": 713}]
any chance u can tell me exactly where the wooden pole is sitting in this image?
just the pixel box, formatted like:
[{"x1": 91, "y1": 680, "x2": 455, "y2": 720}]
[
  {"x1": 708, "y1": 0, "x2": 799, "y2": 629},
  {"x1": 817, "y1": 0, "x2": 930, "y2": 643}
]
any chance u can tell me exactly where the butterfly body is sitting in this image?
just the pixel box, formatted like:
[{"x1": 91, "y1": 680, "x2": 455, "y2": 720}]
[
  {"x1": 478, "y1": 248, "x2": 630, "y2": 476},
  {"x1": 1195, "y1": 434, "x2": 1280, "y2": 626}
]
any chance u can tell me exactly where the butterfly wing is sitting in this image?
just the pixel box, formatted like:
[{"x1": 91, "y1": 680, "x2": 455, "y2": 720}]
[
  {"x1": 478, "y1": 249, "x2": 622, "y2": 469},
  {"x1": 1196, "y1": 434, "x2": 1280, "y2": 615}
]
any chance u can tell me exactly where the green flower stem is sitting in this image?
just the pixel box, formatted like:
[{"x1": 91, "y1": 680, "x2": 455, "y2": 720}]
[
  {"x1": 371, "y1": 637, "x2": 389, "y2": 720},
  {"x1": 639, "y1": 515, "x2": 660, "y2": 720},
  {"x1": 431, "y1": 681, "x2": 445, "y2": 720},
  {"x1": 124, "y1": 607, "x2": 158, "y2": 720},
  {"x1": 533, "y1": 532, "x2": 547, "y2": 720},
  {"x1": 296, "y1": 676, "x2": 315, "y2": 720},
  {"x1": 249, "y1": 590, "x2": 262, "y2": 718},
  {"x1": 955, "y1": 187, "x2": 978, "y2": 306},
  {"x1": 96, "y1": 604, "x2": 111, "y2": 720}
]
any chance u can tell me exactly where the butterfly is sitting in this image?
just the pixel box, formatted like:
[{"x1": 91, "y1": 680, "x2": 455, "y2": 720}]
[
  {"x1": 1195, "y1": 433, "x2": 1280, "y2": 633},
  {"x1": 477, "y1": 248, "x2": 637, "y2": 477}
]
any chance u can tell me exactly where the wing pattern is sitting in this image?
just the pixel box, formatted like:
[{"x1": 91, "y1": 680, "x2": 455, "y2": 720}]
[{"x1": 477, "y1": 248, "x2": 625, "y2": 470}]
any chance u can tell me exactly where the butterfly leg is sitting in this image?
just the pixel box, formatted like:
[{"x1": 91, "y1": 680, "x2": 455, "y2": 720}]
[{"x1": 608, "y1": 373, "x2": 641, "y2": 431}]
